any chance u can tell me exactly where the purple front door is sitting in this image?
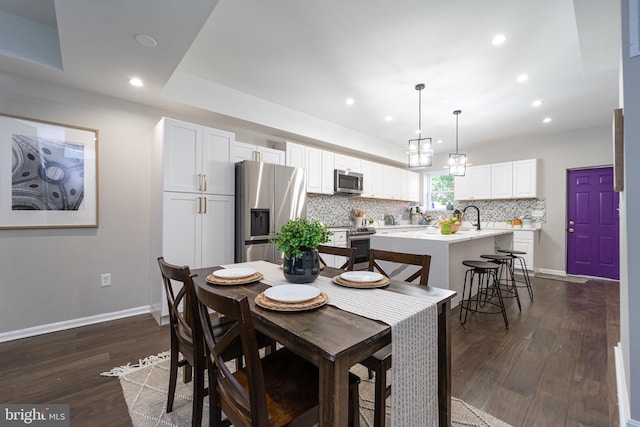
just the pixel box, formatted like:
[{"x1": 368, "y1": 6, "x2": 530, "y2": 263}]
[{"x1": 567, "y1": 167, "x2": 619, "y2": 279}]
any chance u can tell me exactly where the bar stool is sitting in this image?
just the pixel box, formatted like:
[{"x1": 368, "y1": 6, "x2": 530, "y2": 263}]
[
  {"x1": 460, "y1": 260, "x2": 509, "y2": 329},
  {"x1": 497, "y1": 248, "x2": 534, "y2": 299},
  {"x1": 480, "y1": 254, "x2": 522, "y2": 312}
]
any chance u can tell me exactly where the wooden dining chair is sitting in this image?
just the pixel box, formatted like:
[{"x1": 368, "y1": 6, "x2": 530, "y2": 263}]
[
  {"x1": 194, "y1": 286, "x2": 362, "y2": 427},
  {"x1": 317, "y1": 244, "x2": 356, "y2": 270},
  {"x1": 158, "y1": 258, "x2": 275, "y2": 427},
  {"x1": 158, "y1": 257, "x2": 217, "y2": 427},
  {"x1": 361, "y1": 249, "x2": 432, "y2": 427}
]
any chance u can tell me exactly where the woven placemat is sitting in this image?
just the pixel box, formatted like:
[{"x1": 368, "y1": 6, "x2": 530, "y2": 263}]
[
  {"x1": 255, "y1": 291, "x2": 328, "y2": 311},
  {"x1": 206, "y1": 272, "x2": 263, "y2": 285},
  {"x1": 332, "y1": 274, "x2": 390, "y2": 289}
]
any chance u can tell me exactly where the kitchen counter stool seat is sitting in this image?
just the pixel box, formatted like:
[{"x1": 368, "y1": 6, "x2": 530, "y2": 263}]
[
  {"x1": 497, "y1": 248, "x2": 534, "y2": 299},
  {"x1": 480, "y1": 254, "x2": 522, "y2": 311},
  {"x1": 460, "y1": 260, "x2": 509, "y2": 329}
]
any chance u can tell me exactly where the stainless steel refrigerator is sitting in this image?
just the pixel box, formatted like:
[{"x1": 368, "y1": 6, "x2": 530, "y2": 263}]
[{"x1": 235, "y1": 161, "x2": 306, "y2": 262}]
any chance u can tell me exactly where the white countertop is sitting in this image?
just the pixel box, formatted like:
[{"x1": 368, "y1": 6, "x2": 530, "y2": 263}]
[{"x1": 371, "y1": 228, "x2": 514, "y2": 243}]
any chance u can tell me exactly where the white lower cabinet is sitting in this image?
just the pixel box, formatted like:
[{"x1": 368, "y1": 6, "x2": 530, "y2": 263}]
[
  {"x1": 512, "y1": 230, "x2": 536, "y2": 272},
  {"x1": 323, "y1": 230, "x2": 348, "y2": 268},
  {"x1": 159, "y1": 192, "x2": 234, "y2": 318}
]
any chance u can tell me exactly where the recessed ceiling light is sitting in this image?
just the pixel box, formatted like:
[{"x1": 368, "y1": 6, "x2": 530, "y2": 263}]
[
  {"x1": 384, "y1": 116, "x2": 393, "y2": 122},
  {"x1": 346, "y1": 98, "x2": 355, "y2": 105},
  {"x1": 517, "y1": 73, "x2": 529, "y2": 83},
  {"x1": 542, "y1": 117, "x2": 552, "y2": 123},
  {"x1": 129, "y1": 78, "x2": 144, "y2": 87},
  {"x1": 135, "y1": 34, "x2": 157, "y2": 48},
  {"x1": 532, "y1": 99, "x2": 543, "y2": 107},
  {"x1": 437, "y1": 139, "x2": 443, "y2": 144},
  {"x1": 492, "y1": 34, "x2": 507, "y2": 46}
]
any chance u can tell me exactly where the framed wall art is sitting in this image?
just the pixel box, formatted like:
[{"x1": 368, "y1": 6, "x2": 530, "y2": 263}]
[{"x1": 0, "y1": 114, "x2": 99, "y2": 229}]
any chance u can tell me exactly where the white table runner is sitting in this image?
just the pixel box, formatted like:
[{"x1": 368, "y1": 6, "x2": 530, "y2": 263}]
[{"x1": 223, "y1": 260, "x2": 439, "y2": 427}]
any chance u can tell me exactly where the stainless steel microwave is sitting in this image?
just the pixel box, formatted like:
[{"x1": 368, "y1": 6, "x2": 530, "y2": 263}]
[{"x1": 334, "y1": 169, "x2": 363, "y2": 195}]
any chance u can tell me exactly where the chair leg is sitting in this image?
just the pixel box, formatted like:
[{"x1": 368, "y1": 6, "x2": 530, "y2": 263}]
[
  {"x1": 192, "y1": 361, "x2": 205, "y2": 427},
  {"x1": 373, "y1": 366, "x2": 387, "y2": 427},
  {"x1": 167, "y1": 344, "x2": 178, "y2": 412}
]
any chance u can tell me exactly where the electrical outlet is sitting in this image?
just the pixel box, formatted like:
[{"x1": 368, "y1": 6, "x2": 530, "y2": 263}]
[{"x1": 101, "y1": 273, "x2": 111, "y2": 287}]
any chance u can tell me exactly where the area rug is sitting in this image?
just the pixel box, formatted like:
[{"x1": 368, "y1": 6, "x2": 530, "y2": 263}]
[{"x1": 102, "y1": 352, "x2": 511, "y2": 427}]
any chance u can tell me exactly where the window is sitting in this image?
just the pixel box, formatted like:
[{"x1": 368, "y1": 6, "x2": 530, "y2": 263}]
[{"x1": 425, "y1": 172, "x2": 454, "y2": 210}]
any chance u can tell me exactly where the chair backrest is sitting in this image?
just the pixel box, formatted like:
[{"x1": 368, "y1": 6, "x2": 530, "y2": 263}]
[
  {"x1": 157, "y1": 257, "x2": 200, "y2": 347},
  {"x1": 317, "y1": 245, "x2": 356, "y2": 271},
  {"x1": 195, "y1": 285, "x2": 268, "y2": 426},
  {"x1": 367, "y1": 249, "x2": 431, "y2": 287}
]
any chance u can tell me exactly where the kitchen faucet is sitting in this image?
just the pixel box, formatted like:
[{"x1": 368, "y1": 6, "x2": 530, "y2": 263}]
[{"x1": 463, "y1": 205, "x2": 481, "y2": 230}]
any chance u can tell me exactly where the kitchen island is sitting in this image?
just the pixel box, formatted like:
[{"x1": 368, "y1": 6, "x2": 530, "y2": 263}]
[{"x1": 371, "y1": 228, "x2": 513, "y2": 306}]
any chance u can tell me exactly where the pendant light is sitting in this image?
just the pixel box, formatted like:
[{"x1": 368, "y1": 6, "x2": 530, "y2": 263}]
[
  {"x1": 448, "y1": 109, "x2": 467, "y2": 176},
  {"x1": 407, "y1": 83, "x2": 433, "y2": 168}
]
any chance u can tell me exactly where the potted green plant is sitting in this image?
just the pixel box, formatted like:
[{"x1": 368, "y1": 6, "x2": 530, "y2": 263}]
[{"x1": 270, "y1": 217, "x2": 332, "y2": 283}]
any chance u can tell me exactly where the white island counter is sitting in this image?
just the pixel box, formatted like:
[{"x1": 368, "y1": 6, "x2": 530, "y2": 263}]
[{"x1": 371, "y1": 228, "x2": 514, "y2": 306}]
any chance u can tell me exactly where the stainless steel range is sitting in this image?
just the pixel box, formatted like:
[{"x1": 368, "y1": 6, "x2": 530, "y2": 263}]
[{"x1": 347, "y1": 227, "x2": 376, "y2": 270}]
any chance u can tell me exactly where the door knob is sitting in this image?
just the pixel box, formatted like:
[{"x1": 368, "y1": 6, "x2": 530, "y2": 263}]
[
  {"x1": 568, "y1": 220, "x2": 575, "y2": 225},
  {"x1": 568, "y1": 228, "x2": 574, "y2": 233}
]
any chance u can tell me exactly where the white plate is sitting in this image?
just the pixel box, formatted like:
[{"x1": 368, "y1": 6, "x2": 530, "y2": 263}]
[
  {"x1": 213, "y1": 267, "x2": 257, "y2": 279},
  {"x1": 340, "y1": 271, "x2": 384, "y2": 283},
  {"x1": 264, "y1": 285, "x2": 320, "y2": 303}
]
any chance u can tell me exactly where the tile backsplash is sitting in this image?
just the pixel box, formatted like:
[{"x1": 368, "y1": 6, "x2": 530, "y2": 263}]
[{"x1": 307, "y1": 193, "x2": 546, "y2": 226}]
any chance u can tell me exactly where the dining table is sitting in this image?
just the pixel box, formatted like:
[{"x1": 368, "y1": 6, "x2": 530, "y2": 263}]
[{"x1": 192, "y1": 261, "x2": 456, "y2": 427}]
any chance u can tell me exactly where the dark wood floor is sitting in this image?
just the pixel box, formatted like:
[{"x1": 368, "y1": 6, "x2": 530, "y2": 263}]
[
  {"x1": 0, "y1": 275, "x2": 619, "y2": 427},
  {"x1": 451, "y1": 275, "x2": 620, "y2": 427}
]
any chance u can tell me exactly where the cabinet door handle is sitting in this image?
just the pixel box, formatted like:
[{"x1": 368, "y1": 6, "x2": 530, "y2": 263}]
[
  {"x1": 198, "y1": 174, "x2": 203, "y2": 191},
  {"x1": 203, "y1": 174, "x2": 207, "y2": 192},
  {"x1": 198, "y1": 197, "x2": 202, "y2": 214},
  {"x1": 203, "y1": 197, "x2": 207, "y2": 214}
]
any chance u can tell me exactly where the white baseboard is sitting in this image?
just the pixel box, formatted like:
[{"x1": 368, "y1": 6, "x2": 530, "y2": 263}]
[
  {"x1": 0, "y1": 306, "x2": 151, "y2": 343},
  {"x1": 538, "y1": 268, "x2": 567, "y2": 276},
  {"x1": 614, "y1": 342, "x2": 640, "y2": 427}
]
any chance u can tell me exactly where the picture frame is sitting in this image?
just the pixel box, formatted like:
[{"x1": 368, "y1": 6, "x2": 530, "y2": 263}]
[
  {"x1": 613, "y1": 108, "x2": 624, "y2": 192},
  {"x1": 0, "y1": 114, "x2": 99, "y2": 229}
]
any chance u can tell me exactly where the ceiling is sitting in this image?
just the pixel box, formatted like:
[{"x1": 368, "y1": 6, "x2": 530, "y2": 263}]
[{"x1": 0, "y1": 0, "x2": 621, "y2": 163}]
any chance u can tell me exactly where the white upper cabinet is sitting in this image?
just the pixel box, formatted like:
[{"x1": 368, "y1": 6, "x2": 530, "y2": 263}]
[
  {"x1": 361, "y1": 160, "x2": 383, "y2": 198},
  {"x1": 455, "y1": 165, "x2": 491, "y2": 200},
  {"x1": 455, "y1": 159, "x2": 538, "y2": 200},
  {"x1": 334, "y1": 154, "x2": 362, "y2": 173},
  {"x1": 285, "y1": 141, "x2": 306, "y2": 169},
  {"x1": 305, "y1": 146, "x2": 323, "y2": 193},
  {"x1": 491, "y1": 162, "x2": 513, "y2": 199},
  {"x1": 382, "y1": 166, "x2": 403, "y2": 200},
  {"x1": 161, "y1": 117, "x2": 234, "y2": 195},
  {"x1": 513, "y1": 159, "x2": 538, "y2": 198},
  {"x1": 322, "y1": 151, "x2": 336, "y2": 194},
  {"x1": 405, "y1": 170, "x2": 420, "y2": 202},
  {"x1": 234, "y1": 141, "x2": 285, "y2": 165}
]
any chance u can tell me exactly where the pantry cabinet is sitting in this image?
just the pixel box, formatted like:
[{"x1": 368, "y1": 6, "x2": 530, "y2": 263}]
[
  {"x1": 151, "y1": 117, "x2": 236, "y2": 323},
  {"x1": 161, "y1": 118, "x2": 235, "y2": 196}
]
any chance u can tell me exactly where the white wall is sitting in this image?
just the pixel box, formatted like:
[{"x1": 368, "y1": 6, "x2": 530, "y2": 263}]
[
  {"x1": 621, "y1": 0, "x2": 639, "y2": 423},
  {"x1": 424, "y1": 124, "x2": 613, "y2": 273}
]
